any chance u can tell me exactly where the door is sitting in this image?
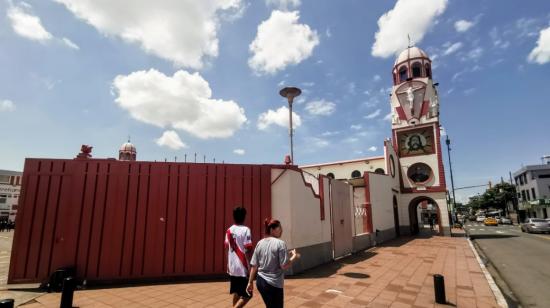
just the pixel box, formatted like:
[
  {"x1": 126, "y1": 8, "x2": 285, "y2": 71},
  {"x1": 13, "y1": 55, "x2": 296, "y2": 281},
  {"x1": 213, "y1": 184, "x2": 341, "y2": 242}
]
[{"x1": 330, "y1": 180, "x2": 353, "y2": 258}]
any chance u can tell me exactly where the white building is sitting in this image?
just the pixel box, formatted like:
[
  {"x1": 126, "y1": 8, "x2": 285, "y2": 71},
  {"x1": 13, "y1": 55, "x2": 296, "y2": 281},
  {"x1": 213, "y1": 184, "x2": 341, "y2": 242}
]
[
  {"x1": 302, "y1": 46, "x2": 451, "y2": 236},
  {"x1": 0, "y1": 169, "x2": 22, "y2": 222},
  {"x1": 514, "y1": 157, "x2": 550, "y2": 219}
]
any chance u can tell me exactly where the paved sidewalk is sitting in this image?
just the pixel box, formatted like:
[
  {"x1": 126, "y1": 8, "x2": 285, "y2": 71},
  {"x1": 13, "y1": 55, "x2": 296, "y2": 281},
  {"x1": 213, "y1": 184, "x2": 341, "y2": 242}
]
[{"x1": 17, "y1": 236, "x2": 499, "y2": 307}]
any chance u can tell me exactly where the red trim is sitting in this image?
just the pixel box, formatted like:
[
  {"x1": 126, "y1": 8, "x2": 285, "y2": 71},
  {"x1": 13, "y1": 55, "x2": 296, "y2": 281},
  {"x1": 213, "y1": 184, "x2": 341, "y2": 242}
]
[
  {"x1": 435, "y1": 122, "x2": 447, "y2": 189},
  {"x1": 226, "y1": 229, "x2": 248, "y2": 271},
  {"x1": 318, "y1": 175, "x2": 325, "y2": 220},
  {"x1": 395, "y1": 106, "x2": 407, "y2": 120},
  {"x1": 420, "y1": 100, "x2": 430, "y2": 117},
  {"x1": 363, "y1": 172, "x2": 373, "y2": 234}
]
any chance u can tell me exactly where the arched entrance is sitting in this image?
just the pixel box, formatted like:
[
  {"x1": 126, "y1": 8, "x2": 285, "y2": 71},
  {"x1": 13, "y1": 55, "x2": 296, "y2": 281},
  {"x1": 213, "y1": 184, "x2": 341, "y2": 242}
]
[
  {"x1": 393, "y1": 196, "x2": 400, "y2": 236},
  {"x1": 408, "y1": 196, "x2": 442, "y2": 236}
]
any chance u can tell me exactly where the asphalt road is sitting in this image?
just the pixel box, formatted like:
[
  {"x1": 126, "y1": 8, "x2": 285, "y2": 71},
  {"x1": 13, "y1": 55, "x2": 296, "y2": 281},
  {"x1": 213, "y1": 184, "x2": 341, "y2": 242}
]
[{"x1": 465, "y1": 222, "x2": 550, "y2": 308}]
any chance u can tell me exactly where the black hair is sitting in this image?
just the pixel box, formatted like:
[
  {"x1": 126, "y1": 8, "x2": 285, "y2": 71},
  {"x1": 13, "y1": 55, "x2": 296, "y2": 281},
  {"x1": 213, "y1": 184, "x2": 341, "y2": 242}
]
[{"x1": 233, "y1": 206, "x2": 247, "y2": 224}]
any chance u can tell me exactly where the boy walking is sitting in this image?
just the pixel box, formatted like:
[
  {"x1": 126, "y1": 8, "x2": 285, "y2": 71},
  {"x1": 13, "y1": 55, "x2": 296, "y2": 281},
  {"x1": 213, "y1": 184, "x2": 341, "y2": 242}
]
[{"x1": 225, "y1": 206, "x2": 253, "y2": 308}]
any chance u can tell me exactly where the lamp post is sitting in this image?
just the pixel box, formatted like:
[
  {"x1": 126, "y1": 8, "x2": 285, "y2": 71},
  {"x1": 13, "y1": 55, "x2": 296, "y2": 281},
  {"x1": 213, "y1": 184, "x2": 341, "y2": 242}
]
[
  {"x1": 445, "y1": 135, "x2": 457, "y2": 224},
  {"x1": 279, "y1": 87, "x2": 301, "y2": 165}
]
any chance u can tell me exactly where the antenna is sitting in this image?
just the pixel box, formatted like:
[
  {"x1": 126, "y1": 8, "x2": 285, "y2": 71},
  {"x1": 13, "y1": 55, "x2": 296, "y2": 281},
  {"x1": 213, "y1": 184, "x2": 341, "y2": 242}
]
[{"x1": 407, "y1": 34, "x2": 411, "y2": 48}]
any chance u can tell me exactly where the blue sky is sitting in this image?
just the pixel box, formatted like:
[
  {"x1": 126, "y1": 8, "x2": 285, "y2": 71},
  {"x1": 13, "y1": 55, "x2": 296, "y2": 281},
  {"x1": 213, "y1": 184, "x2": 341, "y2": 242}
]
[{"x1": 1, "y1": 0, "x2": 549, "y2": 202}]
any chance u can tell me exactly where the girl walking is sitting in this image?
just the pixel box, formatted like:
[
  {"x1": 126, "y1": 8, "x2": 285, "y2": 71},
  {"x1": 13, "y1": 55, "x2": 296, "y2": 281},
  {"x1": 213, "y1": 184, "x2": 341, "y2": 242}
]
[{"x1": 247, "y1": 218, "x2": 300, "y2": 308}]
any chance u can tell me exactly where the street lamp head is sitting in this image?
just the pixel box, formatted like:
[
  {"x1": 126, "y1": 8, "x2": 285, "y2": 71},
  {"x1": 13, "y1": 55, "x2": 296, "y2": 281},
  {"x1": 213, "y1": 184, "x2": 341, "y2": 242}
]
[{"x1": 279, "y1": 87, "x2": 302, "y2": 104}]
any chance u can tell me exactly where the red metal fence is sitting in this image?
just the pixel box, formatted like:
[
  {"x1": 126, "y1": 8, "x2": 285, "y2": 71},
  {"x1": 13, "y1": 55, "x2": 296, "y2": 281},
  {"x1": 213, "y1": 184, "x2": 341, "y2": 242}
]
[{"x1": 9, "y1": 159, "x2": 272, "y2": 284}]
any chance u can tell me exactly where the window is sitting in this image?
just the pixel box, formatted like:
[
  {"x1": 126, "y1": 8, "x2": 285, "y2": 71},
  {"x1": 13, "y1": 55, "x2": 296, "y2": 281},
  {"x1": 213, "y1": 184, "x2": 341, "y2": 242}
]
[
  {"x1": 524, "y1": 174, "x2": 528, "y2": 184},
  {"x1": 539, "y1": 174, "x2": 550, "y2": 179},
  {"x1": 519, "y1": 176, "x2": 524, "y2": 185},
  {"x1": 398, "y1": 66, "x2": 408, "y2": 83},
  {"x1": 521, "y1": 190, "x2": 526, "y2": 200},
  {"x1": 326, "y1": 173, "x2": 335, "y2": 179},
  {"x1": 407, "y1": 163, "x2": 432, "y2": 184},
  {"x1": 526, "y1": 190, "x2": 531, "y2": 201},
  {"x1": 532, "y1": 188, "x2": 536, "y2": 199},
  {"x1": 425, "y1": 63, "x2": 432, "y2": 78},
  {"x1": 0, "y1": 175, "x2": 9, "y2": 184},
  {"x1": 0, "y1": 195, "x2": 6, "y2": 204},
  {"x1": 351, "y1": 170, "x2": 361, "y2": 178},
  {"x1": 411, "y1": 62, "x2": 422, "y2": 78},
  {"x1": 374, "y1": 168, "x2": 385, "y2": 174}
]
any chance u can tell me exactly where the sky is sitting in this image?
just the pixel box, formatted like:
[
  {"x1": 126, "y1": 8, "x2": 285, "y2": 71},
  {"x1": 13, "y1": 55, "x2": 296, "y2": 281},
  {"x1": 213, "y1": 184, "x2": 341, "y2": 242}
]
[{"x1": 1, "y1": 0, "x2": 549, "y2": 203}]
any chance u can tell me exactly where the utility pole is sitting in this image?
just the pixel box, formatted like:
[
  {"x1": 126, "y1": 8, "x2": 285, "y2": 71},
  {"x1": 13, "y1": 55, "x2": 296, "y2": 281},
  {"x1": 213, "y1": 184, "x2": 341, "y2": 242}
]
[{"x1": 445, "y1": 135, "x2": 457, "y2": 224}]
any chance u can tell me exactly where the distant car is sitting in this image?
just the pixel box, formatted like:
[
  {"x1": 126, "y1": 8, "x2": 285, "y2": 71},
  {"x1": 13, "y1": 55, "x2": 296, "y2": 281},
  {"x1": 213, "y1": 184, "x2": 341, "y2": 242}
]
[
  {"x1": 476, "y1": 216, "x2": 486, "y2": 222},
  {"x1": 484, "y1": 217, "x2": 498, "y2": 226},
  {"x1": 499, "y1": 217, "x2": 512, "y2": 224},
  {"x1": 521, "y1": 218, "x2": 550, "y2": 233}
]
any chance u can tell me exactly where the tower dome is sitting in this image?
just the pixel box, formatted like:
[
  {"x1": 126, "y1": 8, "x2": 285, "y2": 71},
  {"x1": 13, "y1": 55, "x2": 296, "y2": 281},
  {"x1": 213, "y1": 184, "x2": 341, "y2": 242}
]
[
  {"x1": 119, "y1": 140, "x2": 137, "y2": 161},
  {"x1": 392, "y1": 46, "x2": 433, "y2": 85}
]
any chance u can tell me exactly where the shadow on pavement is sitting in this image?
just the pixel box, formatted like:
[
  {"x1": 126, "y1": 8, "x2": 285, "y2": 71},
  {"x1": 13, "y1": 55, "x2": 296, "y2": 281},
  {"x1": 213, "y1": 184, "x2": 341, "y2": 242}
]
[
  {"x1": 469, "y1": 234, "x2": 519, "y2": 240},
  {"x1": 289, "y1": 250, "x2": 378, "y2": 280}
]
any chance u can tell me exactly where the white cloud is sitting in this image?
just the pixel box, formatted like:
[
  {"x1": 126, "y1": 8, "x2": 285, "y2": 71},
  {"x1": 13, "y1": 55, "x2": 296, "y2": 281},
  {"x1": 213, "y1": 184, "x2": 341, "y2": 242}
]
[
  {"x1": 233, "y1": 148, "x2": 245, "y2": 155},
  {"x1": 462, "y1": 47, "x2": 483, "y2": 61},
  {"x1": 321, "y1": 131, "x2": 340, "y2": 137},
  {"x1": 304, "y1": 99, "x2": 336, "y2": 116},
  {"x1": 265, "y1": 0, "x2": 300, "y2": 9},
  {"x1": 113, "y1": 69, "x2": 247, "y2": 139},
  {"x1": 371, "y1": 0, "x2": 447, "y2": 58},
  {"x1": 325, "y1": 28, "x2": 332, "y2": 38},
  {"x1": 248, "y1": 10, "x2": 319, "y2": 74},
  {"x1": 528, "y1": 26, "x2": 550, "y2": 64},
  {"x1": 350, "y1": 124, "x2": 362, "y2": 130},
  {"x1": 373, "y1": 75, "x2": 381, "y2": 82},
  {"x1": 489, "y1": 27, "x2": 510, "y2": 49},
  {"x1": 454, "y1": 20, "x2": 474, "y2": 32},
  {"x1": 443, "y1": 42, "x2": 463, "y2": 55},
  {"x1": 364, "y1": 109, "x2": 381, "y2": 119},
  {"x1": 368, "y1": 146, "x2": 377, "y2": 152},
  {"x1": 54, "y1": 0, "x2": 244, "y2": 69},
  {"x1": 343, "y1": 137, "x2": 359, "y2": 143},
  {"x1": 257, "y1": 106, "x2": 301, "y2": 130},
  {"x1": 62, "y1": 37, "x2": 79, "y2": 50},
  {"x1": 301, "y1": 81, "x2": 315, "y2": 87},
  {"x1": 383, "y1": 112, "x2": 392, "y2": 121},
  {"x1": 7, "y1": 5, "x2": 53, "y2": 42},
  {"x1": 156, "y1": 130, "x2": 187, "y2": 150},
  {"x1": 310, "y1": 137, "x2": 329, "y2": 148},
  {"x1": 0, "y1": 100, "x2": 16, "y2": 112}
]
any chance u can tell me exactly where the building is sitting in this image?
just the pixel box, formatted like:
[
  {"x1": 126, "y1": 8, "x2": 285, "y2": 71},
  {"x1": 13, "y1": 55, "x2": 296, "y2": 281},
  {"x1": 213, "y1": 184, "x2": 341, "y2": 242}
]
[
  {"x1": 119, "y1": 140, "x2": 137, "y2": 161},
  {"x1": 0, "y1": 169, "x2": 22, "y2": 222},
  {"x1": 10, "y1": 45, "x2": 452, "y2": 285},
  {"x1": 513, "y1": 156, "x2": 550, "y2": 219},
  {"x1": 302, "y1": 45, "x2": 450, "y2": 236}
]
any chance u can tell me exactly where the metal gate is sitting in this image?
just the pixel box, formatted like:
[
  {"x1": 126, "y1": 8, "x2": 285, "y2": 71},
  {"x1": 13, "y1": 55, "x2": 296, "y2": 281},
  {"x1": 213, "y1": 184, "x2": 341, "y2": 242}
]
[
  {"x1": 330, "y1": 180, "x2": 353, "y2": 258},
  {"x1": 9, "y1": 159, "x2": 272, "y2": 284}
]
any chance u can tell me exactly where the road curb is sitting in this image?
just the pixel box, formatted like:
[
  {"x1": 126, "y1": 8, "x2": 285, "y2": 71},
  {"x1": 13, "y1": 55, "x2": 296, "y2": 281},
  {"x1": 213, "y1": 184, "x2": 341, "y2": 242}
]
[{"x1": 467, "y1": 238, "x2": 509, "y2": 308}]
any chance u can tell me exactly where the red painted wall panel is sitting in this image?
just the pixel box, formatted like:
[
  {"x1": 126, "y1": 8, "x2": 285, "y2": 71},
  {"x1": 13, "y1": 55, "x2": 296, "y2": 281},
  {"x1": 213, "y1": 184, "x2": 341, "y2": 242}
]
[{"x1": 8, "y1": 159, "x2": 273, "y2": 284}]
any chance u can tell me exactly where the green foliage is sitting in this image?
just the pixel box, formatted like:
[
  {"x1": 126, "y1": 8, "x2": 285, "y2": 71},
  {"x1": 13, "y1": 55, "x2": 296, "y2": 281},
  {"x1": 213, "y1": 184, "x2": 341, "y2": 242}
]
[{"x1": 466, "y1": 182, "x2": 516, "y2": 212}]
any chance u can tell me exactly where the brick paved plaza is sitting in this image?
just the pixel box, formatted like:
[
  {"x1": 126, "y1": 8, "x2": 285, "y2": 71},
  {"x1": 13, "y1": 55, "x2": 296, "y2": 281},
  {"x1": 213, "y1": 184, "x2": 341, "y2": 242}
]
[{"x1": 13, "y1": 234, "x2": 499, "y2": 307}]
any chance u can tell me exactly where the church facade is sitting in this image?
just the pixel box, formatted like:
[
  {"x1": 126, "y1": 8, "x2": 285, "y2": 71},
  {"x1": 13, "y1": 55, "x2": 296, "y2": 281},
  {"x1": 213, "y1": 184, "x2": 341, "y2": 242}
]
[{"x1": 301, "y1": 46, "x2": 450, "y2": 236}]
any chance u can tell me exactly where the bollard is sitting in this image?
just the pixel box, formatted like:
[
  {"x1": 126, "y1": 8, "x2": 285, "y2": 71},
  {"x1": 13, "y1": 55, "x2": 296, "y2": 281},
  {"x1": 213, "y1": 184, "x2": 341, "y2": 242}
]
[
  {"x1": 0, "y1": 299, "x2": 14, "y2": 308},
  {"x1": 60, "y1": 277, "x2": 76, "y2": 308},
  {"x1": 433, "y1": 274, "x2": 446, "y2": 304}
]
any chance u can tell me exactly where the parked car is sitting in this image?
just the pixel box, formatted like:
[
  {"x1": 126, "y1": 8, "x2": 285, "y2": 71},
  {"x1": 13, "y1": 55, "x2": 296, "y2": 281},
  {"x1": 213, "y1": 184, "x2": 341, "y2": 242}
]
[
  {"x1": 521, "y1": 218, "x2": 550, "y2": 233},
  {"x1": 476, "y1": 215, "x2": 486, "y2": 222},
  {"x1": 499, "y1": 217, "x2": 512, "y2": 224},
  {"x1": 484, "y1": 217, "x2": 498, "y2": 226}
]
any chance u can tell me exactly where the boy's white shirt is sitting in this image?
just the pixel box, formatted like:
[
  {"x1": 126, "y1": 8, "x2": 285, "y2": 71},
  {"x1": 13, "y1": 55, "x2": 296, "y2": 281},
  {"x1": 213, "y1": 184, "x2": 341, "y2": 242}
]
[{"x1": 225, "y1": 224, "x2": 252, "y2": 277}]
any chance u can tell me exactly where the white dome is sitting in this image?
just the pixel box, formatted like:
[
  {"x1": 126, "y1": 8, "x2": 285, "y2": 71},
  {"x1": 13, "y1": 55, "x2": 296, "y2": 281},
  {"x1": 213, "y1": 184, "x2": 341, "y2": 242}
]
[
  {"x1": 119, "y1": 142, "x2": 136, "y2": 153},
  {"x1": 394, "y1": 47, "x2": 430, "y2": 66}
]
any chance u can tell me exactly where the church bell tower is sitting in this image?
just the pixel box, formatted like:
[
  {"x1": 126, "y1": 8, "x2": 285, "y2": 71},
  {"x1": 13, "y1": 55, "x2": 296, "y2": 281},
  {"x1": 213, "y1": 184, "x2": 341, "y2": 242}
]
[{"x1": 390, "y1": 46, "x2": 449, "y2": 235}]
